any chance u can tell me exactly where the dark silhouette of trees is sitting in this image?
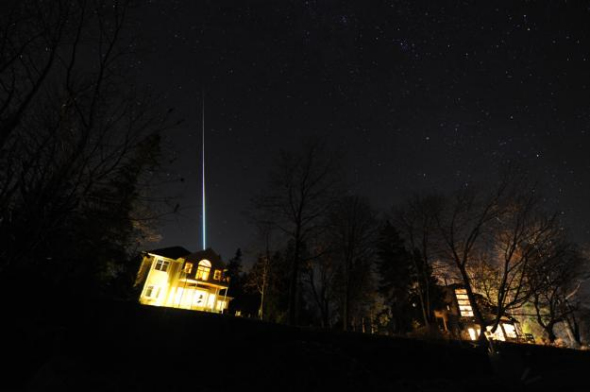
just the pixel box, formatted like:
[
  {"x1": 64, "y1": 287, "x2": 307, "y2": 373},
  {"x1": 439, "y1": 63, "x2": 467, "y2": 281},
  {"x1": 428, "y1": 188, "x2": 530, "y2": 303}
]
[
  {"x1": 433, "y1": 177, "x2": 515, "y2": 342},
  {"x1": 529, "y1": 242, "x2": 588, "y2": 343},
  {"x1": 227, "y1": 248, "x2": 259, "y2": 316},
  {"x1": 428, "y1": 170, "x2": 587, "y2": 347},
  {"x1": 304, "y1": 243, "x2": 338, "y2": 328},
  {"x1": 376, "y1": 219, "x2": 443, "y2": 335},
  {"x1": 252, "y1": 139, "x2": 341, "y2": 325},
  {"x1": 0, "y1": 0, "x2": 174, "y2": 303},
  {"x1": 327, "y1": 195, "x2": 378, "y2": 331},
  {"x1": 245, "y1": 244, "x2": 291, "y2": 323},
  {"x1": 248, "y1": 222, "x2": 275, "y2": 320},
  {"x1": 375, "y1": 221, "x2": 416, "y2": 334},
  {"x1": 394, "y1": 194, "x2": 444, "y2": 328},
  {"x1": 475, "y1": 192, "x2": 560, "y2": 337}
]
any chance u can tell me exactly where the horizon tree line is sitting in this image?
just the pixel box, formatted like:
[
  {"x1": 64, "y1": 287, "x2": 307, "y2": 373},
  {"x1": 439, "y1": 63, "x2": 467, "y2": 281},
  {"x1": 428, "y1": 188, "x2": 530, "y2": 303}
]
[{"x1": 242, "y1": 139, "x2": 590, "y2": 347}]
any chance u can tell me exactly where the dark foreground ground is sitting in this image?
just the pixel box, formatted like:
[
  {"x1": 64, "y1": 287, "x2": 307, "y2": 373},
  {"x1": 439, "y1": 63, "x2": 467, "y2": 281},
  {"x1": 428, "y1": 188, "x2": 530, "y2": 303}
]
[{"x1": 5, "y1": 300, "x2": 590, "y2": 391}]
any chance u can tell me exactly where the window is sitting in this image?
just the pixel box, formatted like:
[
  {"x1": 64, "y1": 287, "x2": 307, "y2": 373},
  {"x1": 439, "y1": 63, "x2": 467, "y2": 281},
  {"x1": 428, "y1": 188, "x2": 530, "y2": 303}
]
[
  {"x1": 145, "y1": 285, "x2": 154, "y2": 298},
  {"x1": 196, "y1": 259, "x2": 212, "y2": 281},
  {"x1": 144, "y1": 285, "x2": 160, "y2": 299},
  {"x1": 184, "y1": 262, "x2": 193, "y2": 274},
  {"x1": 455, "y1": 288, "x2": 474, "y2": 317},
  {"x1": 503, "y1": 323, "x2": 517, "y2": 339},
  {"x1": 155, "y1": 259, "x2": 170, "y2": 272},
  {"x1": 213, "y1": 270, "x2": 221, "y2": 281}
]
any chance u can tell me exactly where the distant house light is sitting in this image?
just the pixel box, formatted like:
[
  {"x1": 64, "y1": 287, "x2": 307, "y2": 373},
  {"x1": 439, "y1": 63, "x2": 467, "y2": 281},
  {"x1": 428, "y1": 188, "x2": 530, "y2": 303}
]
[
  {"x1": 468, "y1": 327, "x2": 479, "y2": 341},
  {"x1": 137, "y1": 248, "x2": 231, "y2": 314},
  {"x1": 455, "y1": 288, "x2": 474, "y2": 317}
]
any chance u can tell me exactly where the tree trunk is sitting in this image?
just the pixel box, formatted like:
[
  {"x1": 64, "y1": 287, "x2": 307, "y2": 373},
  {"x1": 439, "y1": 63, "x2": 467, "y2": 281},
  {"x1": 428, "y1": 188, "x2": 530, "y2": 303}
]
[
  {"x1": 458, "y1": 266, "x2": 488, "y2": 343},
  {"x1": 544, "y1": 323, "x2": 557, "y2": 343},
  {"x1": 288, "y1": 225, "x2": 302, "y2": 325},
  {"x1": 566, "y1": 312, "x2": 581, "y2": 346},
  {"x1": 342, "y1": 287, "x2": 350, "y2": 332}
]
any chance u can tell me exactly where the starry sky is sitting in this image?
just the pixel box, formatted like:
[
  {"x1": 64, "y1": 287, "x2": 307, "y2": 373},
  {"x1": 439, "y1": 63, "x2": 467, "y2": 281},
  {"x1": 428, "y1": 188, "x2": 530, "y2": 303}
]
[{"x1": 131, "y1": 1, "x2": 590, "y2": 261}]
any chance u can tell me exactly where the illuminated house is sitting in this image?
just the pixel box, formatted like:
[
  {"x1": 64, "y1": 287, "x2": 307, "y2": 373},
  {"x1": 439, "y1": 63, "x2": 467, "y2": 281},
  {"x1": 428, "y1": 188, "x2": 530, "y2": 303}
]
[
  {"x1": 434, "y1": 284, "x2": 521, "y2": 342},
  {"x1": 135, "y1": 247, "x2": 231, "y2": 313}
]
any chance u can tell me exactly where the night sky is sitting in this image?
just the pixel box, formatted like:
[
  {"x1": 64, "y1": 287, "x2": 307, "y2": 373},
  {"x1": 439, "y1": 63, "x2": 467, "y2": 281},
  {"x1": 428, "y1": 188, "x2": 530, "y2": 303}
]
[{"x1": 131, "y1": 1, "x2": 590, "y2": 262}]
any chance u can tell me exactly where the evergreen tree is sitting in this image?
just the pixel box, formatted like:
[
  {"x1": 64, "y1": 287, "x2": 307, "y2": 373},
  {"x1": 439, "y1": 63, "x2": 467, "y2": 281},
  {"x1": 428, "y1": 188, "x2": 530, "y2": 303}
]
[
  {"x1": 375, "y1": 221, "x2": 419, "y2": 334},
  {"x1": 226, "y1": 248, "x2": 259, "y2": 316}
]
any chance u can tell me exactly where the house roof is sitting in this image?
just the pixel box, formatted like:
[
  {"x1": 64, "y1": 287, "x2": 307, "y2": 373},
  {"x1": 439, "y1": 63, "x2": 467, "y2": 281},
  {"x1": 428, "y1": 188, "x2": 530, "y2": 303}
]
[{"x1": 145, "y1": 246, "x2": 192, "y2": 260}]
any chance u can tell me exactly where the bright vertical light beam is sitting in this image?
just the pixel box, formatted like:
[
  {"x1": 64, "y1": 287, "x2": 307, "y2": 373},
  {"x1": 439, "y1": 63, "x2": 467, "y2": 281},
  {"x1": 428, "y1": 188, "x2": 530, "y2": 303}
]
[{"x1": 202, "y1": 92, "x2": 206, "y2": 250}]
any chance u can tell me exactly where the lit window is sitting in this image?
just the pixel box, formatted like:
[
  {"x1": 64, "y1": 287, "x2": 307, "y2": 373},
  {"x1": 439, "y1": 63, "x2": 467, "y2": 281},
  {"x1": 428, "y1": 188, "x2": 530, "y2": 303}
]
[
  {"x1": 155, "y1": 259, "x2": 170, "y2": 272},
  {"x1": 196, "y1": 259, "x2": 212, "y2": 280},
  {"x1": 455, "y1": 288, "x2": 474, "y2": 317},
  {"x1": 144, "y1": 285, "x2": 160, "y2": 299},
  {"x1": 503, "y1": 323, "x2": 517, "y2": 338},
  {"x1": 486, "y1": 326, "x2": 506, "y2": 341},
  {"x1": 145, "y1": 285, "x2": 154, "y2": 297},
  {"x1": 213, "y1": 270, "x2": 221, "y2": 281},
  {"x1": 184, "y1": 262, "x2": 193, "y2": 274}
]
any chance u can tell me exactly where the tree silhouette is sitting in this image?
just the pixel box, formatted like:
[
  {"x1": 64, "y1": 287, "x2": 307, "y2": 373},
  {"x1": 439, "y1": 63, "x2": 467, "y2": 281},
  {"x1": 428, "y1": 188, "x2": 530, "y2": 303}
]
[
  {"x1": 0, "y1": 0, "x2": 174, "y2": 303},
  {"x1": 252, "y1": 139, "x2": 341, "y2": 325}
]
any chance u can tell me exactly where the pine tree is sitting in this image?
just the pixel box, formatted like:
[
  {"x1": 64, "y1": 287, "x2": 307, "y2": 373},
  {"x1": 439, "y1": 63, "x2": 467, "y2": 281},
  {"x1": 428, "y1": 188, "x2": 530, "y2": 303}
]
[{"x1": 375, "y1": 221, "x2": 418, "y2": 334}]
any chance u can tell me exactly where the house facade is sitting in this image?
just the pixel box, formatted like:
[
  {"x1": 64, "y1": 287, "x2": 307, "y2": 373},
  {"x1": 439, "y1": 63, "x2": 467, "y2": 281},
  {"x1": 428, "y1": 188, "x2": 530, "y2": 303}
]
[
  {"x1": 135, "y1": 247, "x2": 231, "y2": 313},
  {"x1": 434, "y1": 284, "x2": 522, "y2": 342}
]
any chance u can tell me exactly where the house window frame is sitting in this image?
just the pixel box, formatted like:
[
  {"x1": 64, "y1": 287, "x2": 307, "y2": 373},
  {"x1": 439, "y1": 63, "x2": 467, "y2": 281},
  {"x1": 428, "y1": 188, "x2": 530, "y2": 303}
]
[
  {"x1": 144, "y1": 285, "x2": 160, "y2": 299},
  {"x1": 196, "y1": 259, "x2": 212, "y2": 281},
  {"x1": 455, "y1": 288, "x2": 474, "y2": 317},
  {"x1": 154, "y1": 259, "x2": 170, "y2": 272}
]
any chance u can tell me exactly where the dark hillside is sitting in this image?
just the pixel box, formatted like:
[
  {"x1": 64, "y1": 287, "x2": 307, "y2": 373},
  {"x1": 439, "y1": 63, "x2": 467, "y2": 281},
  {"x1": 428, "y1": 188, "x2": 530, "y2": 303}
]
[{"x1": 5, "y1": 301, "x2": 590, "y2": 391}]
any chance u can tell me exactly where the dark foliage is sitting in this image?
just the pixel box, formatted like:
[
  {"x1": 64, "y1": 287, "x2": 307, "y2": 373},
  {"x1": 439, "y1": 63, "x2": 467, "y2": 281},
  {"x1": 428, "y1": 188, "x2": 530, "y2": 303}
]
[{"x1": 375, "y1": 221, "x2": 419, "y2": 333}]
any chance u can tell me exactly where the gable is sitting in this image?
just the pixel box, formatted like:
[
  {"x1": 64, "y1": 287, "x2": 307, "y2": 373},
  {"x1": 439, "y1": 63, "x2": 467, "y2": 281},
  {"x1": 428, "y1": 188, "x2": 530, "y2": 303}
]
[{"x1": 146, "y1": 246, "x2": 192, "y2": 260}]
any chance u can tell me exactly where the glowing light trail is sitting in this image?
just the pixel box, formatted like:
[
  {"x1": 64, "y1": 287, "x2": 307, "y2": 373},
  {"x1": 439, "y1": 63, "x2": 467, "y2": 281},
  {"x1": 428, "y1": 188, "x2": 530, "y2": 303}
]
[{"x1": 201, "y1": 92, "x2": 206, "y2": 250}]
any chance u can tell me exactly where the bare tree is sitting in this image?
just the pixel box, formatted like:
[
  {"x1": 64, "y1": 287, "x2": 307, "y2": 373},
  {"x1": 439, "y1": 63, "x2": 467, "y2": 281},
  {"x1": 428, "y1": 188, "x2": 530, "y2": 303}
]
[
  {"x1": 0, "y1": 0, "x2": 174, "y2": 298},
  {"x1": 252, "y1": 139, "x2": 341, "y2": 325},
  {"x1": 248, "y1": 221, "x2": 279, "y2": 320},
  {"x1": 483, "y1": 192, "x2": 562, "y2": 335},
  {"x1": 304, "y1": 242, "x2": 337, "y2": 328},
  {"x1": 434, "y1": 171, "x2": 578, "y2": 347},
  {"x1": 434, "y1": 180, "x2": 510, "y2": 342},
  {"x1": 394, "y1": 193, "x2": 444, "y2": 328},
  {"x1": 529, "y1": 242, "x2": 588, "y2": 343},
  {"x1": 327, "y1": 195, "x2": 378, "y2": 331}
]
